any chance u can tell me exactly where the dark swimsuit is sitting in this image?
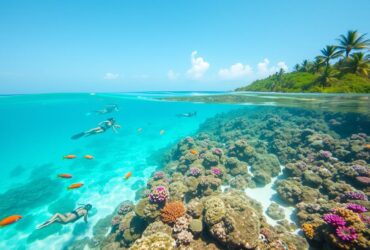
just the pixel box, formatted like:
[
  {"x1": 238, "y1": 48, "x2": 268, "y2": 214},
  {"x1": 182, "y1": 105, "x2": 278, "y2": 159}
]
[{"x1": 70, "y1": 208, "x2": 83, "y2": 220}]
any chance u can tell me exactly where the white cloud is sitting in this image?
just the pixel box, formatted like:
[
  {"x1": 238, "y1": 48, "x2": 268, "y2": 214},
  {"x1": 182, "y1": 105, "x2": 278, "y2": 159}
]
[
  {"x1": 187, "y1": 51, "x2": 210, "y2": 79},
  {"x1": 167, "y1": 70, "x2": 179, "y2": 80},
  {"x1": 104, "y1": 72, "x2": 119, "y2": 80},
  {"x1": 276, "y1": 61, "x2": 288, "y2": 72},
  {"x1": 218, "y1": 63, "x2": 253, "y2": 79},
  {"x1": 257, "y1": 58, "x2": 288, "y2": 76}
]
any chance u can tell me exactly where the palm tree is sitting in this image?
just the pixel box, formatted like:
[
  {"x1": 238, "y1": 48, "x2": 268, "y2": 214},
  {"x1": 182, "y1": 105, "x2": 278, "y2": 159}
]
[
  {"x1": 318, "y1": 67, "x2": 338, "y2": 87},
  {"x1": 312, "y1": 57, "x2": 325, "y2": 73},
  {"x1": 342, "y1": 52, "x2": 370, "y2": 77},
  {"x1": 300, "y1": 60, "x2": 313, "y2": 72},
  {"x1": 317, "y1": 45, "x2": 343, "y2": 67},
  {"x1": 337, "y1": 30, "x2": 370, "y2": 58},
  {"x1": 294, "y1": 64, "x2": 301, "y2": 72}
]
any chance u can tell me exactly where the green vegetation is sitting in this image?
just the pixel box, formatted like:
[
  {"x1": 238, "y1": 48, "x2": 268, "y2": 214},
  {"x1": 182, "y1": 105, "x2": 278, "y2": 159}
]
[{"x1": 236, "y1": 30, "x2": 370, "y2": 93}]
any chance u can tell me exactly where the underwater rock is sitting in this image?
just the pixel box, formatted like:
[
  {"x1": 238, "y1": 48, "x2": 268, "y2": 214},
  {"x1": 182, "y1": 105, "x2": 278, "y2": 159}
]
[
  {"x1": 252, "y1": 170, "x2": 272, "y2": 186},
  {"x1": 142, "y1": 221, "x2": 172, "y2": 237},
  {"x1": 134, "y1": 198, "x2": 161, "y2": 222},
  {"x1": 266, "y1": 202, "x2": 285, "y2": 220},
  {"x1": 250, "y1": 153, "x2": 281, "y2": 177},
  {"x1": 189, "y1": 218, "x2": 203, "y2": 234},
  {"x1": 203, "y1": 152, "x2": 220, "y2": 168},
  {"x1": 198, "y1": 175, "x2": 222, "y2": 196},
  {"x1": 169, "y1": 181, "x2": 188, "y2": 201},
  {"x1": 118, "y1": 200, "x2": 134, "y2": 215},
  {"x1": 186, "y1": 198, "x2": 204, "y2": 218},
  {"x1": 303, "y1": 170, "x2": 323, "y2": 187}
]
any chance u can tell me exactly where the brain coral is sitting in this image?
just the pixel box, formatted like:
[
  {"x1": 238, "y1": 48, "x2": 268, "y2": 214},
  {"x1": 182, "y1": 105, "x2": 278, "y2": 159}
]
[
  {"x1": 161, "y1": 201, "x2": 186, "y2": 224},
  {"x1": 204, "y1": 197, "x2": 226, "y2": 226},
  {"x1": 129, "y1": 232, "x2": 175, "y2": 250}
]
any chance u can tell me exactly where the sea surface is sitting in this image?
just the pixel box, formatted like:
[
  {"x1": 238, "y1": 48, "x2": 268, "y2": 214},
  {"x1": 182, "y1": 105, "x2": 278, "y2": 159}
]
[{"x1": 0, "y1": 91, "x2": 368, "y2": 250}]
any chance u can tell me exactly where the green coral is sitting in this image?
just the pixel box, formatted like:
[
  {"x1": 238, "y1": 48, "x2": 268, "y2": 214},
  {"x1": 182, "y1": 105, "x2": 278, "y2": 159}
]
[{"x1": 204, "y1": 197, "x2": 226, "y2": 225}]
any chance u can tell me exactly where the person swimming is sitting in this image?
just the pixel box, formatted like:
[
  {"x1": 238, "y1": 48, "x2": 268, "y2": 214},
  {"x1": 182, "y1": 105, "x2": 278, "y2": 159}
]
[
  {"x1": 37, "y1": 204, "x2": 92, "y2": 229},
  {"x1": 176, "y1": 111, "x2": 197, "y2": 118},
  {"x1": 71, "y1": 118, "x2": 121, "y2": 139},
  {"x1": 94, "y1": 104, "x2": 119, "y2": 115}
]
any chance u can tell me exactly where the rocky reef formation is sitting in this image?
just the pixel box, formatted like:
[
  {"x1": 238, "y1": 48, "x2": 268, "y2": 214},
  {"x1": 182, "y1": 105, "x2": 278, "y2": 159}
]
[{"x1": 73, "y1": 107, "x2": 369, "y2": 250}]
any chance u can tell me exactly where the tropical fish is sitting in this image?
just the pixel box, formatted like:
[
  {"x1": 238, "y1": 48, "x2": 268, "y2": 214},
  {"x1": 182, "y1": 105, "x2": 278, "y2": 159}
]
[
  {"x1": 124, "y1": 172, "x2": 132, "y2": 180},
  {"x1": 63, "y1": 154, "x2": 77, "y2": 159},
  {"x1": 67, "y1": 183, "x2": 84, "y2": 190},
  {"x1": 58, "y1": 174, "x2": 72, "y2": 179},
  {"x1": 364, "y1": 144, "x2": 370, "y2": 150},
  {"x1": 137, "y1": 128, "x2": 143, "y2": 133},
  {"x1": 160, "y1": 130, "x2": 165, "y2": 135},
  {"x1": 84, "y1": 155, "x2": 94, "y2": 160},
  {"x1": 190, "y1": 149, "x2": 198, "y2": 155},
  {"x1": 0, "y1": 215, "x2": 22, "y2": 227}
]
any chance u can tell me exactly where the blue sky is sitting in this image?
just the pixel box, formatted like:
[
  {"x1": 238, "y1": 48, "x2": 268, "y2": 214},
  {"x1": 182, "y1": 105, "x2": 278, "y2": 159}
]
[{"x1": 0, "y1": 0, "x2": 369, "y2": 94}]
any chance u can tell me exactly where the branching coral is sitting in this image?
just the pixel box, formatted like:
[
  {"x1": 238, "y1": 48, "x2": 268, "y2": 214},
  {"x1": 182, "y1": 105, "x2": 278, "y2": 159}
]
[
  {"x1": 161, "y1": 201, "x2": 186, "y2": 224},
  {"x1": 322, "y1": 213, "x2": 346, "y2": 227},
  {"x1": 345, "y1": 203, "x2": 367, "y2": 213},
  {"x1": 302, "y1": 223, "x2": 315, "y2": 239}
]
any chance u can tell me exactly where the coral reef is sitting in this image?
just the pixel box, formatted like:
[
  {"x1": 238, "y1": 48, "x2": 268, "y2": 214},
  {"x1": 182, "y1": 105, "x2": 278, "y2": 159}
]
[{"x1": 100, "y1": 107, "x2": 370, "y2": 250}]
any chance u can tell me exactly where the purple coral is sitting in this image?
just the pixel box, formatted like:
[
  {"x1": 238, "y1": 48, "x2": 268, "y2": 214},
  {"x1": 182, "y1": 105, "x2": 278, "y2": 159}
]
[
  {"x1": 111, "y1": 215, "x2": 121, "y2": 226},
  {"x1": 212, "y1": 148, "x2": 223, "y2": 156},
  {"x1": 343, "y1": 191, "x2": 368, "y2": 201},
  {"x1": 346, "y1": 203, "x2": 367, "y2": 213},
  {"x1": 320, "y1": 150, "x2": 332, "y2": 159},
  {"x1": 322, "y1": 214, "x2": 346, "y2": 227},
  {"x1": 149, "y1": 185, "x2": 169, "y2": 203},
  {"x1": 335, "y1": 226, "x2": 358, "y2": 241},
  {"x1": 352, "y1": 165, "x2": 369, "y2": 176},
  {"x1": 153, "y1": 171, "x2": 166, "y2": 180},
  {"x1": 189, "y1": 167, "x2": 201, "y2": 177},
  {"x1": 211, "y1": 167, "x2": 222, "y2": 176}
]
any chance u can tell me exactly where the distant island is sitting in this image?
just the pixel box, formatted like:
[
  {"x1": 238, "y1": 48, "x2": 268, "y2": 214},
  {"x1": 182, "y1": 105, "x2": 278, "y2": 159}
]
[{"x1": 236, "y1": 30, "x2": 370, "y2": 93}]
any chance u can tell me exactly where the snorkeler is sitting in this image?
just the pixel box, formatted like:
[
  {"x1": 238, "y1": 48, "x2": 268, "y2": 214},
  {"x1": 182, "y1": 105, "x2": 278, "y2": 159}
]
[
  {"x1": 94, "y1": 104, "x2": 119, "y2": 115},
  {"x1": 37, "y1": 204, "x2": 92, "y2": 229},
  {"x1": 176, "y1": 111, "x2": 197, "y2": 118},
  {"x1": 71, "y1": 118, "x2": 121, "y2": 139}
]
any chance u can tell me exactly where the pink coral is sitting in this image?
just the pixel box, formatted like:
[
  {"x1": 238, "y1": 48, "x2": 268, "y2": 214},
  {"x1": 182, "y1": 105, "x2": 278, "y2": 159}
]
[
  {"x1": 212, "y1": 148, "x2": 223, "y2": 156},
  {"x1": 189, "y1": 167, "x2": 201, "y2": 177},
  {"x1": 149, "y1": 185, "x2": 169, "y2": 203},
  {"x1": 211, "y1": 167, "x2": 222, "y2": 176},
  {"x1": 343, "y1": 191, "x2": 368, "y2": 201},
  {"x1": 345, "y1": 203, "x2": 367, "y2": 213},
  {"x1": 322, "y1": 214, "x2": 346, "y2": 227},
  {"x1": 320, "y1": 150, "x2": 332, "y2": 159},
  {"x1": 335, "y1": 226, "x2": 358, "y2": 241}
]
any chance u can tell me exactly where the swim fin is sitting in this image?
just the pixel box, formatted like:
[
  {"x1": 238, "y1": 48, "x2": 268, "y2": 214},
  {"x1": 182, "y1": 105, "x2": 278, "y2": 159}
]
[{"x1": 71, "y1": 132, "x2": 85, "y2": 140}]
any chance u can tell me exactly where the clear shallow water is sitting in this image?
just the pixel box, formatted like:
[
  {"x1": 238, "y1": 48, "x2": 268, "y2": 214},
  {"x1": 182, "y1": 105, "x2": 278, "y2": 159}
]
[
  {"x1": 0, "y1": 93, "x2": 237, "y2": 250},
  {"x1": 0, "y1": 92, "x2": 369, "y2": 250}
]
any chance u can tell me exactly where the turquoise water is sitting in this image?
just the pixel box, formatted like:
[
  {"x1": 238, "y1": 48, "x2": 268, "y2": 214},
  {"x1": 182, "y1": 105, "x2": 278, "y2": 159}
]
[{"x1": 0, "y1": 93, "x2": 238, "y2": 250}]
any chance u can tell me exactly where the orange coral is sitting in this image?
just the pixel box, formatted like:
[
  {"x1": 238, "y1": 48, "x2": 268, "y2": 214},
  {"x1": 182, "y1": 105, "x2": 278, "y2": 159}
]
[
  {"x1": 302, "y1": 223, "x2": 315, "y2": 239},
  {"x1": 189, "y1": 149, "x2": 198, "y2": 155},
  {"x1": 333, "y1": 208, "x2": 362, "y2": 224},
  {"x1": 161, "y1": 201, "x2": 186, "y2": 223}
]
